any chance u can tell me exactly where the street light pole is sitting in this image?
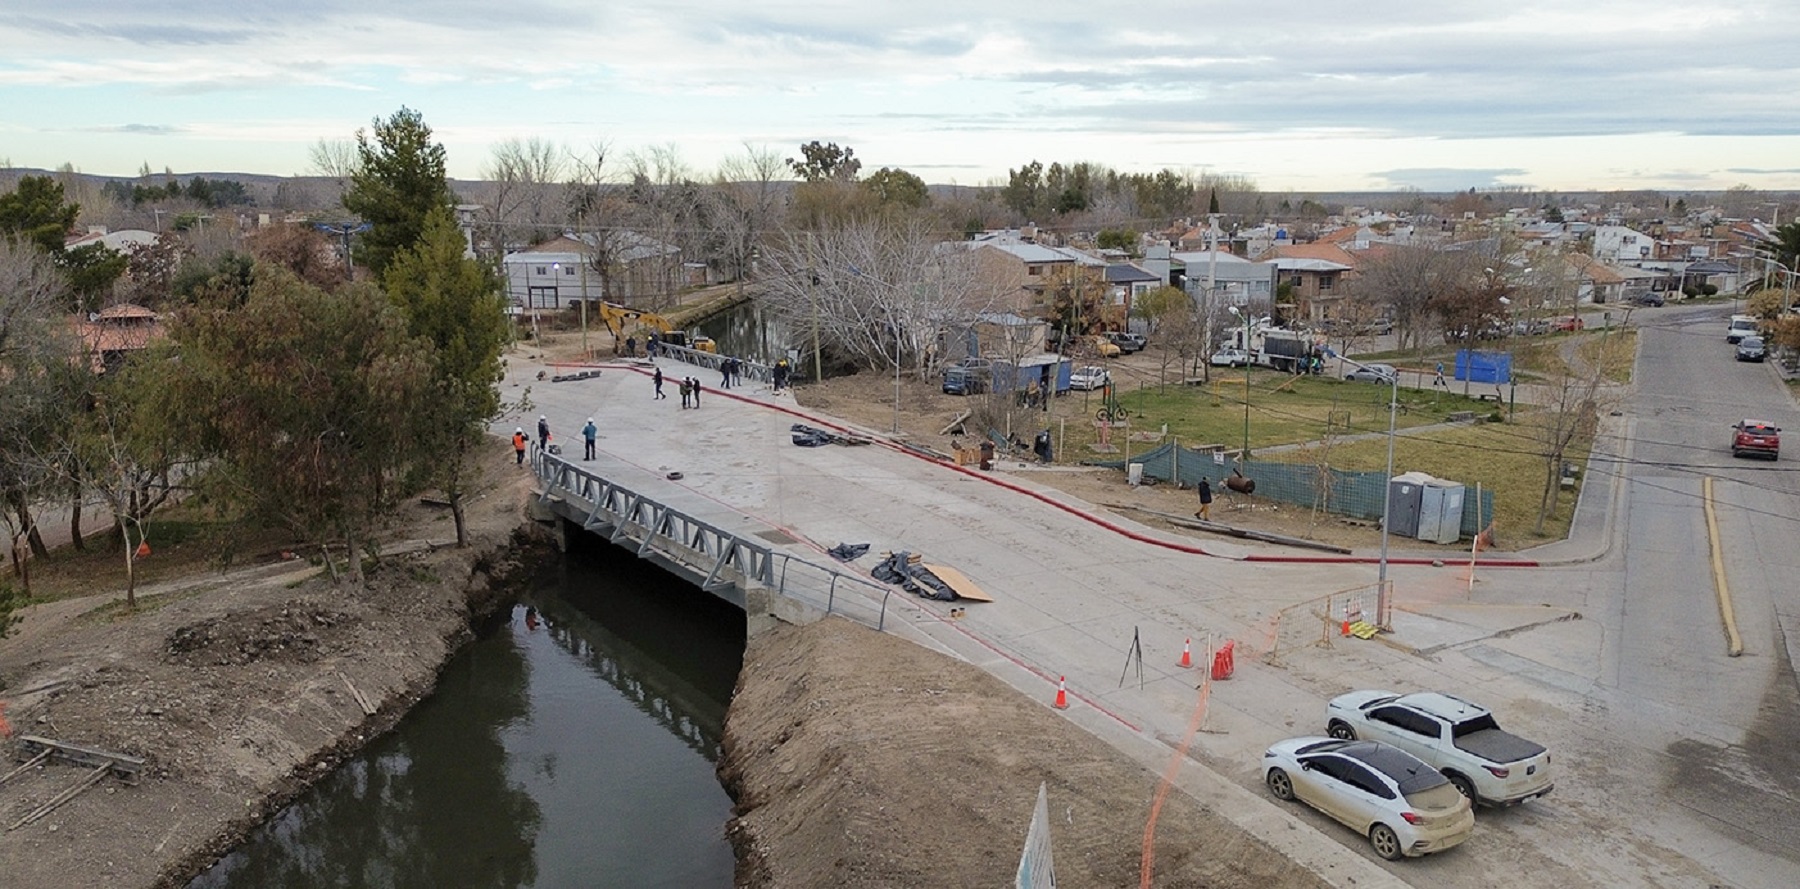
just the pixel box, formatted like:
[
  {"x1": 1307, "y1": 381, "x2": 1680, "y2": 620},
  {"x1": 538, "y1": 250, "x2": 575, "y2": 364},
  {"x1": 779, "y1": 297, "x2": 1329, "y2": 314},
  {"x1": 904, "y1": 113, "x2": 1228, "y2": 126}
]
[
  {"x1": 1229, "y1": 305, "x2": 1251, "y2": 458},
  {"x1": 1376, "y1": 368, "x2": 1398, "y2": 627}
]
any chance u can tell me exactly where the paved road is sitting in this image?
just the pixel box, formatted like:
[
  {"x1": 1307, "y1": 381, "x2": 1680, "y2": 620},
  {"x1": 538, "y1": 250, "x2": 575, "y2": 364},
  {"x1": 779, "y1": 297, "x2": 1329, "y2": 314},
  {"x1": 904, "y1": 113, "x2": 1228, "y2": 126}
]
[{"x1": 499, "y1": 310, "x2": 1800, "y2": 888}]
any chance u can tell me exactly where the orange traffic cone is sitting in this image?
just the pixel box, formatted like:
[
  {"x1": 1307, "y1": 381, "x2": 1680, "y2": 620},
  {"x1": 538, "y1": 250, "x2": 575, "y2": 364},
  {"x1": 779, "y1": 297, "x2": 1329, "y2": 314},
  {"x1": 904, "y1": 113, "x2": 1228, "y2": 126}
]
[
  {"x1": 1178, "y1": 638, "x2": 1193, "y2": 668},
  {"x1": 1053, "y1": 676, "x2": 1069, "y2": 710},
  {"x1": 1340, "y1": 615, "x2": 1351, "y2": 636},
  {"x1": 135, "y1": 539, "x2": 151, "y2": 559}
]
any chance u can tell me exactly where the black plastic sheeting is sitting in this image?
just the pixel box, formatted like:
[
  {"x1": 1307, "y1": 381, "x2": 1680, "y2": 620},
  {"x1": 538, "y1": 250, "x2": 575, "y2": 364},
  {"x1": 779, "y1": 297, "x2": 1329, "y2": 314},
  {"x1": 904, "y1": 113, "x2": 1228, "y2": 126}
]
[
  {"x1": 870, "y1": 551, "x2": 959, "y2": 601},
  {"x1": 789, "y1": 424, "x2": 870, "y2": 447},
  {"x1": 827, "y1": 542, "x2": 870, "y2": 562}
]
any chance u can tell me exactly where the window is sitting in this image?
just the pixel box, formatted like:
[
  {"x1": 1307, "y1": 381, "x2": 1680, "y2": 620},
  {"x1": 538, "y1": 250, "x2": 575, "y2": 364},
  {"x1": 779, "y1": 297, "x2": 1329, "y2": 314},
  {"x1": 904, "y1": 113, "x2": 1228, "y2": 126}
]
[
  {"x1": 564, "y1": 265, "x2": 577, "y2": 276},
  {"x1": 1319, "y1": 274, "x2": 1335, "y2": 291},
  {"x1": 1339, "y1": 762, "x2": 1394, "y2": 799},
  {"x1": 535, "y1": 265, "x2": 548, "y2": 275},
  {"x1": 1027, "y1": 265, "x2": 1043, "y2": 276},
  {"x1": 1373, "y1": 707, "x2": 1439, "y2": 738}
]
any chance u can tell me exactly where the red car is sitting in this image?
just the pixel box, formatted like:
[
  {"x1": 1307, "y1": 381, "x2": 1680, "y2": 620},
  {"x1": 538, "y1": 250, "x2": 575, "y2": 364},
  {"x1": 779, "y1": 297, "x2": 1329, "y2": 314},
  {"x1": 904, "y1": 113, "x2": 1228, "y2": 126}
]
[
  {"x1": 1555, "y1": 316, "x2": 1585, "y2": 332},
  {"x1": 1732, "y1": 420, "x2": 1780, "y2": 460}
]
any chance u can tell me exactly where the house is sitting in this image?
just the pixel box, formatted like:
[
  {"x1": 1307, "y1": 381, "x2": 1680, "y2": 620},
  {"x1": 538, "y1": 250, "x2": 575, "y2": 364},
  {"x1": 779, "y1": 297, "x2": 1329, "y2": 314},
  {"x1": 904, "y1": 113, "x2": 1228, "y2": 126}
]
[
  {"x1": 74, "y1": 304, "x2": 163, "y2": 374},
  {"x1": 1162, "y1": 249, "x2": 1279, "y2": 315},
  {"x1": 1257, "y1": 242, "x2": 1360, "y2": 326},
  {"x1": 500, "y1": 231, "x2": 682, "y2": 313},
  {"x1": 968, "y1": 242, "x2": 1108, "y2": 313},
  {"x1": 1592, "y1": 225, "x2": 1655, "y2": 263},
  {"x1": 1104, "y1": 263, "x2": 1162, "y2": 323}
]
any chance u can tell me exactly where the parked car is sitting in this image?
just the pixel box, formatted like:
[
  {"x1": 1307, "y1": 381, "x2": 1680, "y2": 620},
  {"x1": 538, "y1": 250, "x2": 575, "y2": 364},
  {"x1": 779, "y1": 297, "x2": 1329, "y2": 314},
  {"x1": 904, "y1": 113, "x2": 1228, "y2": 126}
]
[
  {"x1": 1631, "y1": 292, "x2": 1666, "y2": 307},
  {"x1": 1068, "y1": 365, "x2": 1111, "y2": 391},
  {"x1": 1554, "y1": 316, "x2": 1585, "y2": 332},
  {"x1": 1104, "y1": 331, "x2": 1147, "y2": 353},
  {"x1": 1731, "y1": 419, "x2": 1780, "y2": 459},
  {"x1": 941, "y1": 363, "x2": 988, "y2": 395},
  {"x1": 1325, "y1": 691, "x2": 1553, "y2": 806},
  {"x1": 1511, "y1": 318, "x2": 1552, "y2": 336},
  {"x1": 1344, "y1": 363, "x2": 1397, "y2": 384},
  {"x1": 1736, "y1": 335, "x2": 1767, "y2": 362},
  {"x1": 1727, "y1": 314, "x2": 1759, "y2": 343},
  {"x1": 1262, "y1": 737, "x2": 1475, "y2": 860},
  {"x1": 1209, "y1": 346, "x2": 1249, "y2": 367}
]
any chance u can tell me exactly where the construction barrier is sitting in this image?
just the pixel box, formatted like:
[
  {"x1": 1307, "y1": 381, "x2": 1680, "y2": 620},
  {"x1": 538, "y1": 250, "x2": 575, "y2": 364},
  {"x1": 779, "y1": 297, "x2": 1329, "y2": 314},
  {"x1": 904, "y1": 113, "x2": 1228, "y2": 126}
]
[{"x1": 1210, "y1": 641, "x2": 1236, "y2": 680}]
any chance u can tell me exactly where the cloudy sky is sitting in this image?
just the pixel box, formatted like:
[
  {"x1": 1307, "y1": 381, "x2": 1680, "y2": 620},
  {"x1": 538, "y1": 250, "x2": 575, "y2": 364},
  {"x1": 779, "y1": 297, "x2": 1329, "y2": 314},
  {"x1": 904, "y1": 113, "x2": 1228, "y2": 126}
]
[{"x1": 4, "y1": 1, "x2": 1798, "y2": 192}]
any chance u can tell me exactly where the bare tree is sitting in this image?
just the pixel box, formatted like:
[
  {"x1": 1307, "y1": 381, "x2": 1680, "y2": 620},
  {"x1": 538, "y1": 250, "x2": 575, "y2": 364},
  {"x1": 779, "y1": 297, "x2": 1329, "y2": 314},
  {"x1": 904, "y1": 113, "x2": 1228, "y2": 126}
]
[
  {"x1": 1350, "y1": 245, "x2": 1469, "y2": 351},
  {"x1": 711, "y1": 144, "x2": 789, "y2": 287},
  {"x1": 1524, "y1": 333, "x2": 1622, "y2": 535},
  {"x1": 757, "y1": 217, "x2": 1010, "y2": 378},
  {"x1": 483, "y1": 137, "x2": 570, "y2": 251},
  {"x1": 308, "y1": 138, "x2": 359, "y2": 208}
]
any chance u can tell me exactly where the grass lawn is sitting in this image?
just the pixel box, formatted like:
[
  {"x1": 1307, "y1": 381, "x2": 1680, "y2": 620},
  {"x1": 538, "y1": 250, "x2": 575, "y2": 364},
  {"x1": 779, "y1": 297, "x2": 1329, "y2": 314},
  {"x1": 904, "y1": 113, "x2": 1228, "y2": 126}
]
[
  {"x1": 17, "y1": 512, "x2": 299, "y2": 607},
  {"x1": 1271, "y1": 419, "x2": 1587, "y2": 543}
]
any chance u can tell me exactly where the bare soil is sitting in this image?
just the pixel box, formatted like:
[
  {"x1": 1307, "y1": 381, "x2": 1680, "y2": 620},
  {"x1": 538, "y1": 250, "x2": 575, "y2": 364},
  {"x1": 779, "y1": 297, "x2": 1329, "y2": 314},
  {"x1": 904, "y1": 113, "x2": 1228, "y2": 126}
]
[
  {"x1": 0, "y1": 442, "x2": 541, "y2": 888},
  {"x1": 721, "y1": 617, "x2": 1330, "y2": 889}
]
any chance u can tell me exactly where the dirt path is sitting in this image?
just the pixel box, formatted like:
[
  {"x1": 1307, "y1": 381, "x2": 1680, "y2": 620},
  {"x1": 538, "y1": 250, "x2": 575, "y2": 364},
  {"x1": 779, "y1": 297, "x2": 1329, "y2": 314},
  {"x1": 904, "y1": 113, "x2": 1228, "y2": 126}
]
[{"x1": 0, "y1": 443, "x2": 540, "y2": 889}]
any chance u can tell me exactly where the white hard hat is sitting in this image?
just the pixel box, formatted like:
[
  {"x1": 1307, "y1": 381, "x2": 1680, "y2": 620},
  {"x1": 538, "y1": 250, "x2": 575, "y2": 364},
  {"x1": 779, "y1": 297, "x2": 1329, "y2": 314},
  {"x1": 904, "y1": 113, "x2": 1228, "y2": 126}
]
[
  {"x1": 540, "y1": 414, "x2": 546, "y2": 419},
  {"x1": 515, "y1": 427, "x2": 523, "y2": 433},
  {"x1": 586, "y1": 417, "x2": 594, "y2": 423}
]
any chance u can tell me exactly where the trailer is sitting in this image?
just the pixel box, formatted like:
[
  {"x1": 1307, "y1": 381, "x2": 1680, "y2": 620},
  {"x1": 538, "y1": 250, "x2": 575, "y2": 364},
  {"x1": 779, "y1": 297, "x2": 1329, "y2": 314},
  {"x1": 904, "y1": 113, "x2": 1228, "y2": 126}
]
[{"x1": 993, "y1": 354, "x2": 1073, "y2": 395}]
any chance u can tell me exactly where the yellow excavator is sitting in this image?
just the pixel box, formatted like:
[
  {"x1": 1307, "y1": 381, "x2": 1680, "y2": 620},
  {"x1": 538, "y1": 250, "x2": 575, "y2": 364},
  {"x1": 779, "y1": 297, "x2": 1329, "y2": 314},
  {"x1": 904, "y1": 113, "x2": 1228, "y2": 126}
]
[{"x1": 593, "y1": 301, "x2": 715, "y2": 353}]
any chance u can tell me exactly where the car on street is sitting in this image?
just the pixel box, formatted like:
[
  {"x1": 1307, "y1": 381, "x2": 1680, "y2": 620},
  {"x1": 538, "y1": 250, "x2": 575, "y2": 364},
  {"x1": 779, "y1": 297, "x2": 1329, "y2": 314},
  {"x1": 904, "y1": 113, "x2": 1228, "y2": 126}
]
[
  {"x1": 1344, "y1": 363, "x2": 1397, "y2": 384},
  {"x1": 1555, "y1": 316, "x2": 1585, "y2": 332},
  {"x1": 1735, "y1": 335, "x2": 1767, "y2": 362},
  {"x1": 1104, "y1": 331, "x2": 1147, "y2": 353},
  {"x1": 1727, "y1": 314, "x2": 1759, "y2": 343},
  {"x1": 1731, "y1": 419, "x2": 1780, "y2": 459},
  {"x1": 1511, "y1": 318, "x2": 1552, "y2": 336},
  {"x1": 1262, "y1": 737, "x2": 1475, "y2": 860},
  {"x1": 1325, "y1": 691, "x2": 1554, "y2": 806},
  {"x1": 1631, "y1": 292, "x2": 1666, "y2": 307},
  {"x1": 1209, "y1": 346, "x2": 1249, "y2": 367},
  {"x1": 1068, "y1": 365, "x2": 1111, "y2": 391}
]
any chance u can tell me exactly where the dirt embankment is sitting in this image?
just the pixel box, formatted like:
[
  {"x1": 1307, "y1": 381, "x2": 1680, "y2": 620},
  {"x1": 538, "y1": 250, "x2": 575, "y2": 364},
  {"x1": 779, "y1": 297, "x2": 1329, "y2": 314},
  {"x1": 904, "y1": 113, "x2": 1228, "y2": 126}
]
[
  {"x1": 0, "y1": 453, "x2": 546, "y2": 889},
  {"x1": 719, "y1": 617, "x2": 1331, "y2": 889}
]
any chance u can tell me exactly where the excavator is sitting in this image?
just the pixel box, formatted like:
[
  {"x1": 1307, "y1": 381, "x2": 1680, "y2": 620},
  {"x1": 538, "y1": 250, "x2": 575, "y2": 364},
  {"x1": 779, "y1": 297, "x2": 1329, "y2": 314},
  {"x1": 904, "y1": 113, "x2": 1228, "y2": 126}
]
[{"x1": 593, "y1": 301, "x2": 714, "y2": 353}]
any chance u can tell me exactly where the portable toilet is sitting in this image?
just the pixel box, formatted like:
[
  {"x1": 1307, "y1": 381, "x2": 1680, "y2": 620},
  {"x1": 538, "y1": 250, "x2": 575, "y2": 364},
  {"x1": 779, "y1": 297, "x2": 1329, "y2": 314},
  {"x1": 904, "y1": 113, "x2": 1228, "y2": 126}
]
[
  {"x1": 1417, "y1": 478, "x2": 1467, "y2": 544},
  {"x1": 1385, "y1": 472, "x2": 1428, "y2": 538}
]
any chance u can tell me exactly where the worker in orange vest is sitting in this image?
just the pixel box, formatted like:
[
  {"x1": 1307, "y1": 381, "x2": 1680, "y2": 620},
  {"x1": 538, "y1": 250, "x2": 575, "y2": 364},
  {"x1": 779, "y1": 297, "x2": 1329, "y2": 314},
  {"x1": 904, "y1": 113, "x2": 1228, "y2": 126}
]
[{"x1": 512, "y1": 427, "x2": 528, "y2": 466}]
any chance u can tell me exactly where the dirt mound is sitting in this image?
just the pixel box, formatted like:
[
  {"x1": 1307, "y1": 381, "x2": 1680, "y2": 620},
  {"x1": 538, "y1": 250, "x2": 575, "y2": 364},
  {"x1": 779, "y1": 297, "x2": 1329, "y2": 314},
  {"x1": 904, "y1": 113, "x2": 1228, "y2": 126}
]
[
  {"x1": 720, "y1": 617, "x2": 1330, "y2": 889},
  {"x1": 164, "y1": 600, "x2": 351, "y2": 667}
]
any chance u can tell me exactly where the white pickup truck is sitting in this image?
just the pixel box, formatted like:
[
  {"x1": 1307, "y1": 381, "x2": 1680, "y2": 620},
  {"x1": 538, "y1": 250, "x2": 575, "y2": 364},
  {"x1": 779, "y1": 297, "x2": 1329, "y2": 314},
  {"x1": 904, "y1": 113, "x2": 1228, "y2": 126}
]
[{"x1": 1325, "y1": 691, "x2": 1553, "y2": 806}]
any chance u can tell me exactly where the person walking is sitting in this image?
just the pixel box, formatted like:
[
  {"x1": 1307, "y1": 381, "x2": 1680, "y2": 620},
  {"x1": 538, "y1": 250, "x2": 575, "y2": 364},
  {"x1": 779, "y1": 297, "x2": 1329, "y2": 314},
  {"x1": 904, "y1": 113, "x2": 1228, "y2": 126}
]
[
  {"x1": 690, "y1": 377, "x2": 702, "y2": 407},
  {"x1": 512, "y1": 427, "x2": 528, "y2": 466},
  {"x1": 772, "y1": 358, "x2": 790, "y2": 392},
  {"x1": 730, "y1": 357, "x2": 742, "y2": 388},
  {"x1": 1196, "y1": 477, "x2": 1214, "y2": 521},
  {"x1": 581, "y1": 418, "x2": 598, "y2": 460},
  {"x1": 1433, "y1": 361, "x2": 1446, "y2": 389},
  {"x1": 653, "y1": 367, "x2": 666, "y2": 399},
  {"x1": 720, "y1": 359, "x2": 732, "y2": 389},
  {"x1": 536, "y1": 415, "x2": 551, "y2": 453},
  {"x1": 680, "y1": 377, "x2": 691, "y2": 409}
]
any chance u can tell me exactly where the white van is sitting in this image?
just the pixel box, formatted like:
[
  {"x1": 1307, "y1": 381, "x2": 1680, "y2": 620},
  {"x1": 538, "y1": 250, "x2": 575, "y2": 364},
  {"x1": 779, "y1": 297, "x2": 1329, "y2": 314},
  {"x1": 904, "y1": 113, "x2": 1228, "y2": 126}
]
[{"x1": 1727, "y1": 315, "x2": 1759, "y2": 344}]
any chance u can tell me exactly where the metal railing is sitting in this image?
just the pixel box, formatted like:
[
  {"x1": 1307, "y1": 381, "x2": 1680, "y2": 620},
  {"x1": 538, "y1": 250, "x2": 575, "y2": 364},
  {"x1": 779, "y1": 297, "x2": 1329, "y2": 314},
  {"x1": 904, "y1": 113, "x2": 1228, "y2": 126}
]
[{"x1": 536, "y1": 452, "x2": 895, "y2": 631}]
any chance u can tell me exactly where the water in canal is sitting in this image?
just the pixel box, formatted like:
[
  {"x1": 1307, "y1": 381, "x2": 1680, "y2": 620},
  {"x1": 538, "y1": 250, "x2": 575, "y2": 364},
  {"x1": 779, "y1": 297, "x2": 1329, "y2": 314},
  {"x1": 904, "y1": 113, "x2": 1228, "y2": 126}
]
[{"x1": 188, "y1": 538, "x2": 746, "y2": 889}]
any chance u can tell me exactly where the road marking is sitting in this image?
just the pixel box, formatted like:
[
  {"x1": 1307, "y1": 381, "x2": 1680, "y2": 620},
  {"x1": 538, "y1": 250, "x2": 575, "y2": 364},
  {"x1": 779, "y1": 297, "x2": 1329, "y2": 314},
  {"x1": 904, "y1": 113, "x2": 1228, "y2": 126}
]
[{"x1": 1702, "y1": 476, "x2": 1744, "y2": 657}]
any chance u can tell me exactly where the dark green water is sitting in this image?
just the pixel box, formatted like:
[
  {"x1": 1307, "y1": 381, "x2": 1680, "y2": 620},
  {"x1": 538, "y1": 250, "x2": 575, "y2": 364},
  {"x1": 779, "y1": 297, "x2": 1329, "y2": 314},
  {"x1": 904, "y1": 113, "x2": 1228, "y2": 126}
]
[{"x1": 187, "y1": 541, "x2": 746, "y2": 889}]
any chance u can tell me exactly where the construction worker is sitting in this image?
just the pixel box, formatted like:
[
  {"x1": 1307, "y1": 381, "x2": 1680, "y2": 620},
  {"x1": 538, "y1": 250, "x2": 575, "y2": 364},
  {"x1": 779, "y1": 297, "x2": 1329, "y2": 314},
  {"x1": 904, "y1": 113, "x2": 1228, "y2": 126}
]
[
  {"x1": 1196, "y1": 477, "x2": 1214, "y2": 521},
  {"x1": 512, "y1": 427, "x2": 528, "y2": 466},
  {"x1": 537, "y1": 415, "x2": 551, "y2": 452},
  {"x1": 582, "y1": 418, "x2": 598, "y2": 460}
]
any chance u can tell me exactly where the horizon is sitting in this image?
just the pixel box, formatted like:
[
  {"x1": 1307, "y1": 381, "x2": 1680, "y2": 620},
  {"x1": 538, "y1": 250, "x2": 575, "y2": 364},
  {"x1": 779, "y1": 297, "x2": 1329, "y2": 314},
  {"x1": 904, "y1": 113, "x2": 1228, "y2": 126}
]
[{"x1": 5, "y1": 3, "x2": 1799, "y2": 193}]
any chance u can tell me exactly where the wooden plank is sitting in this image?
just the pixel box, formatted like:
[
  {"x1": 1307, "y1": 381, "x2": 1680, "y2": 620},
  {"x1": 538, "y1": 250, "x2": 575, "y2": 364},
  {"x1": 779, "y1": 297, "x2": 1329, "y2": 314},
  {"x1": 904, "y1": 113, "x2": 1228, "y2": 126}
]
[
  {"x1": 921, "y1": 564, "x2": 995, "y2": 602},
  {"x1": 17, "y1": 735, "x2": 144, "y2": 779}
]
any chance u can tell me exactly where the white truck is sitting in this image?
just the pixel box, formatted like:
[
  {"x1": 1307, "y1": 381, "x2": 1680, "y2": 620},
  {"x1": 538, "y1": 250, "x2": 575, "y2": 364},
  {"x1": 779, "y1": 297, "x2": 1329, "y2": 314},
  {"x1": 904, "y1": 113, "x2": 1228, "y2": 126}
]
[
  {"x1": 1325, "y1": 691, "x2": 1553, "y2": 806},
  {"x1": 1222, "y1": 324, "x2": 1320, "y2": 373}
]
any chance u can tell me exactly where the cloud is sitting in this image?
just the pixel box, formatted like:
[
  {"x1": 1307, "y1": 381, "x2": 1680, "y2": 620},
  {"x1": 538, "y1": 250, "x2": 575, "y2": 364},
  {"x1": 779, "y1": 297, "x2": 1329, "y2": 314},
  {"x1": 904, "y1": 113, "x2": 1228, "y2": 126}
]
[
  {"x1": 1371, "y1": 168, "x2": 1529, "y2": 191},
  {"x1": 90, "y1": 123, "x2": 184, "y2": 135}
]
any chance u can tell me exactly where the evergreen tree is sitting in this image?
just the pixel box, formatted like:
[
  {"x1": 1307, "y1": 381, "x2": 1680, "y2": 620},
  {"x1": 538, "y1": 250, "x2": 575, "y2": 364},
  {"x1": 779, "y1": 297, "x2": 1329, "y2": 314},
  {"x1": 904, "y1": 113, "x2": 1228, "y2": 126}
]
[
  {"x1": 383, "y1": 207, "x2": 509, "y2": 546},
  {"x1": 0, "y1": 176, "x2": 80, "y2": 253},
  {"x1": 343, "y1": 107, "x2": 455, "y2": 278}
]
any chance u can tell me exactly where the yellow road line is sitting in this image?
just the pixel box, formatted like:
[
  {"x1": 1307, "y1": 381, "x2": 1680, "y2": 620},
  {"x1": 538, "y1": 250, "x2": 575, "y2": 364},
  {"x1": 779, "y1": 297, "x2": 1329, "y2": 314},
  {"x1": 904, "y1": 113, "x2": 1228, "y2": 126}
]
[{"x1": 1702, "y1": 477, "x2": 1744, "y2": 657}]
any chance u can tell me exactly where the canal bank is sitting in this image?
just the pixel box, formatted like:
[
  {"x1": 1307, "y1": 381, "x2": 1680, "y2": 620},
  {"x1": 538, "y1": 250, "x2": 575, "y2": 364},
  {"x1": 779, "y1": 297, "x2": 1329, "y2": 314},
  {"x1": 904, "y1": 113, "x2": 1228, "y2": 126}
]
[{"x1": 0, "y1": 447, "x2": 547, "y2": 889}]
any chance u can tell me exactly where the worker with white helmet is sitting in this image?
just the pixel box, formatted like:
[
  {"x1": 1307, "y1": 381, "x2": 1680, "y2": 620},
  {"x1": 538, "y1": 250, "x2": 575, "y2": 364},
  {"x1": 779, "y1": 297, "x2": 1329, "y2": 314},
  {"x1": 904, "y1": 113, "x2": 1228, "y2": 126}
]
[
  {"x1": 512, "y1": 427, "x2": 528, "y2": 466},
  {"x1": 582, "y1": 417, "x2": 598, "y2": 460}
]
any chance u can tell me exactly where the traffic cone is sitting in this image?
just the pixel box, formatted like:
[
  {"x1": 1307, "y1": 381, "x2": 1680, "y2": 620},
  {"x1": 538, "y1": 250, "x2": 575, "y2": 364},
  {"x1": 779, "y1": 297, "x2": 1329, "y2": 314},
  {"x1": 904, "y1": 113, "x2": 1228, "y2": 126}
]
[
  {"x1": 1178, "y1": 638, "x2": 1193, "y2": 668},
  {"x1": 1341, "y1": 617, "x2": 1350, "y2": 637},
  {"x1": 1053, "y1": 676, "x2": 1069, "y2": 710},
  {"x1": 135, "y1": 539, "x2": 151, "y2": 559}
]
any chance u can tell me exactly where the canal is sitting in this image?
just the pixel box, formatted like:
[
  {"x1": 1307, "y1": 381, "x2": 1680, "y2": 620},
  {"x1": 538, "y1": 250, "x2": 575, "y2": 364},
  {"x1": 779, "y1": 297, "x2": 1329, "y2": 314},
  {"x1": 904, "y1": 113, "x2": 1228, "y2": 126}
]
[{"x1": 188, "y1": 537, "x2": 747, "y2": 889}]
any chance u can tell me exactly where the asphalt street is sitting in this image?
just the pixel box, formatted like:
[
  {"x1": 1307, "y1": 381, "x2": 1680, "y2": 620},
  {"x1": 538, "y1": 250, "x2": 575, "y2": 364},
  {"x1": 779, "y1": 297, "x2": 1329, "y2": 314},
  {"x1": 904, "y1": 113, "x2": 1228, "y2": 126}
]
[{"x1": 501, "y1": 303, "x2": 1800, "y2": 888}]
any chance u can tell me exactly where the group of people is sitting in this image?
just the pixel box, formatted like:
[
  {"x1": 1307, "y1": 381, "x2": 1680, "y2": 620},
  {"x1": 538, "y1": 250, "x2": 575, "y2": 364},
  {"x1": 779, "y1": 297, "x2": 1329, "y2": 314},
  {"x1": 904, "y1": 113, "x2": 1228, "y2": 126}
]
[
  {"x1": 717, "y1": 357, "x2": 744, "y2": 389},
  {"x1": 678, "y1": 376, "x2": 705, "y2": 409},
  {"x1": 513, "y1": 414, "x2": 558, "y2": 466}
]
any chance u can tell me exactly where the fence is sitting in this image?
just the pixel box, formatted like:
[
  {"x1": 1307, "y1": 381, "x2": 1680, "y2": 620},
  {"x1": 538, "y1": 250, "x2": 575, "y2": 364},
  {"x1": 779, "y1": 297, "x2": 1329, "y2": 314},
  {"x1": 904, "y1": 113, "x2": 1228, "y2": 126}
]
[
  {"x1": 1090, "y1": 442, "x2": 1494, "y2": 539},
  {"x1": 1248, "y1": 582, "x2": 1389, "y2": 666}
]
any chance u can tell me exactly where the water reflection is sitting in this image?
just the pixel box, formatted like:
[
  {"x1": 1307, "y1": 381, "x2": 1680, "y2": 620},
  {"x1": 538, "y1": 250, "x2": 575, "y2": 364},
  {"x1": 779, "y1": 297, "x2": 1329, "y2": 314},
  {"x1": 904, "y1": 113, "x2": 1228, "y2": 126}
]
[{"x1": 190, "y1": 543, "x2": 744, "y2": 889}]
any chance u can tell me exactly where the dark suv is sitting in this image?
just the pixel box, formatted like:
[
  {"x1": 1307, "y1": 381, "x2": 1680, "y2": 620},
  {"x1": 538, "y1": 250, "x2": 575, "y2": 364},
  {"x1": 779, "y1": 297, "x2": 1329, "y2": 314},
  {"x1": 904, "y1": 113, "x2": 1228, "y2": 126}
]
[
  {"x1": 1732, "y1": 420, "x2": 1780, "y2": 460},
  {"x1": 1105, "y1": 331, "x2": 1147, "y2": 353}
]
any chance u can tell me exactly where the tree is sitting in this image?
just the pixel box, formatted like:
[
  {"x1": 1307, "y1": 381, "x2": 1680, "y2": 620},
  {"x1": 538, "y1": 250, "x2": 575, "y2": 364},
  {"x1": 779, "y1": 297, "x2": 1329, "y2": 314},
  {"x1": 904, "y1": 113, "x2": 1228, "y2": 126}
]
[
  {"x1": 1349, "y1": 246, "x2": 1466, "y2": 351},
  {"x1": 787, "y1": 141, "x2": 861, "y2": 183},
  {"x1": 1132, "y1": 285, "x2": 1200, "y2": 386},
  {"x1": 383, "y1": 207, "x2": 509, "y2": 546},
  {"x1": 861, "y1": 167, "x2": 929, "y2": 209},
  {"x1": 122, "y1": 237, "x2": 193, "y2": 308},
  {"x1": 0, "y1": 176, "x2": 80, "y2": 253},
  {"x1": 1002, "y1": 161, "x2": 1046, "y2": 218},
  {"x1": 343, "y1": 107, "x2": 455, "y2": 278},
  {"x1": 57, "y1": 243, "x2": 129, "y2": 313},
  {"x1": 711, "y1": 144, "x2": 789, "y2": 287},
  {"x1": 483, "y1": 137, "x2": 569, "y2": 252},
  {"x1": 247, "y1": 224, "x2": 342, "y2": 292},
  {"x1": 0, "y1": 239, "x2": 74, "y2": 583},
  {"x1": 167, "y1": 267, "x2": 435, "y2": 584},
  {"x1": 1096, "y1": 228, "x2": 1138, "y2": 254}
]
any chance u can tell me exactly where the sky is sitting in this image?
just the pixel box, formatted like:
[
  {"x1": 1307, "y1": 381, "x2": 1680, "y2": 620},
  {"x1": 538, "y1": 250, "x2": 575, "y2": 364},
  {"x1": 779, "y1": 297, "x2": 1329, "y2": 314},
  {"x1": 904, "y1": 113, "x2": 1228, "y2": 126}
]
[{"x1": 4, "y1": 1, "x2": 1799, "y2": 194}]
